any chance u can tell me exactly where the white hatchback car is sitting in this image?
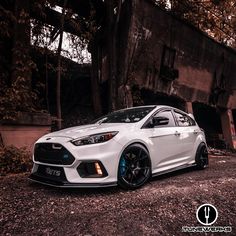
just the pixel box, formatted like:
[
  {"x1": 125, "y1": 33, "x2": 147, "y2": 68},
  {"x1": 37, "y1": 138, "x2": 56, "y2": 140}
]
[{"x1": 29, "y1": 105, "x2": 208, "y2": 189}]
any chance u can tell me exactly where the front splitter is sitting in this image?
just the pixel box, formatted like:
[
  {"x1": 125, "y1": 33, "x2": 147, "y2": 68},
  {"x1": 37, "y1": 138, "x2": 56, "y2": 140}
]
[{"x1": 29, "y1": 174, "x2": 117, "y2": 188}]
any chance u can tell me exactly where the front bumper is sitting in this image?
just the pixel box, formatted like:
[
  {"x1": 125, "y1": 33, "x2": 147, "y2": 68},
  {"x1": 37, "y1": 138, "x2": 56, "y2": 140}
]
[{"x1": 30, "y1": 136, "x2": 123, "y2": 188}]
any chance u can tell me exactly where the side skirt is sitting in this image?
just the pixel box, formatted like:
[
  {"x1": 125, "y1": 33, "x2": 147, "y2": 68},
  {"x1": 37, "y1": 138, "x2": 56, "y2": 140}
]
[{"x1": 152, "y1": 163, "x2": 197, "y2": 178}]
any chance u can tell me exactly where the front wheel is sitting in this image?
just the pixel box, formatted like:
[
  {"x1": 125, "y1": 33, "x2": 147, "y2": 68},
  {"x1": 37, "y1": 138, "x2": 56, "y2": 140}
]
[
  {"x1": 118, "y1": 144, "x2": 151, "y2": 190},
  {"x1": 195, "y1": 143, "x2": 208, "y2": 170}
]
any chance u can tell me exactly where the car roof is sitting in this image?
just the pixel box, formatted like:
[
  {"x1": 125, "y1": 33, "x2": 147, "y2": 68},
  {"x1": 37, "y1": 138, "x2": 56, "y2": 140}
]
[
  {"x1": 129, "y1": 105, "x2": 192, "y2": 117},
  {"x1": 131, "y1": 105, "x2": 175, "y2": 110},
  {"x1": 112, "y1": 105, "x2": 189, "y2": 114},
  {"x1": 118, "y1": 105, "x2": 178, "y2": 111}
]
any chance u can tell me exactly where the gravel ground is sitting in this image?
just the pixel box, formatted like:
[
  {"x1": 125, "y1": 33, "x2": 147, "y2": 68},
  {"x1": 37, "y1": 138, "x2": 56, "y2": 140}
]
[{"x1": 1, "y1": 154, "x2": 236, "y2": 236}]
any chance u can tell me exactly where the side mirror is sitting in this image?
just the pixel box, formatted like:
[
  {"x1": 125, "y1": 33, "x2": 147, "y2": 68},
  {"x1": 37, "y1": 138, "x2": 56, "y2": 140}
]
[{"x1": 150, "y1": 116, "x2": 169, "y2": 127}]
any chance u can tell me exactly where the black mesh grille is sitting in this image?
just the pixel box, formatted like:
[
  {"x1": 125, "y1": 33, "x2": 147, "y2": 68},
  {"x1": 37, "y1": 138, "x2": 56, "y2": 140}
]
[{"x1": 34, "y1": 143, "x2": 75, "y2": 165}]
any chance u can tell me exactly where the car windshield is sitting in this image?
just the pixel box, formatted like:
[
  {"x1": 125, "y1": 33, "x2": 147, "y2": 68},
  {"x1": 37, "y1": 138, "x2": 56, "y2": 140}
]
[{"x1": 94, "y1": 106, "x2": 156, "y2": 124}]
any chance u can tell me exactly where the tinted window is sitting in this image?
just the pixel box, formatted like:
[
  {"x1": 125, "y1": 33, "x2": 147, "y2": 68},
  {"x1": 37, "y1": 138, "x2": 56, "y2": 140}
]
[
  {"x1": 174, "y1": 111, "x2": 196, "y2": 126},
  {"x1": 153, "y1": 110, "x2": 176, "y2": 127},
  {"x1": 94, "y1": 106, "x2": 155, "y2": 124}
]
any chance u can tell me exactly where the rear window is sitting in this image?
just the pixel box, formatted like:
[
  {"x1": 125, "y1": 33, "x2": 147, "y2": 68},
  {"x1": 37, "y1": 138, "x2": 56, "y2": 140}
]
[{"x1": 174, "y1": 111, "x2": 196, "y2": 126}]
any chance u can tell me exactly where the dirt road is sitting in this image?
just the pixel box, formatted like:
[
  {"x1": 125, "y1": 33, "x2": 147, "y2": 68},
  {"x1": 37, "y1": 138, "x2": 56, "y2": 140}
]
[{"x1": 1, "y1": 154, "x2": 236, "y2": 236}]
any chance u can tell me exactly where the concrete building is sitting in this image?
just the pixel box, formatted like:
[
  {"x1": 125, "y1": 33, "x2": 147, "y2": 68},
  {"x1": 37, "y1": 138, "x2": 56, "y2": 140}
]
[
  {"x1": 1, "y1": 0, "x2": 235, "y2": 150},
  {"x1": 98, "y1": 0, "x2": 236, "y2": 149}
]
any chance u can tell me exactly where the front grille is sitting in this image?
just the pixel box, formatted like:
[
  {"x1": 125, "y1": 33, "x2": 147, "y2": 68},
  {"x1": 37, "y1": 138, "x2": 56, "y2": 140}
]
[{"x1": 34, "y1": 143, "x2": 75, "y2": 165}]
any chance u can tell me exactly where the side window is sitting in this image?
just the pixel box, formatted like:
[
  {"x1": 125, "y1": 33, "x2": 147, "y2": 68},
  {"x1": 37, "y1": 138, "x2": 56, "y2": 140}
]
[
  {"x1": 153, "y1": 110, "x2": 176, "y2": 127},
  {"x1": 174, "y1": 111, "x2": 196, "y2": 126}
]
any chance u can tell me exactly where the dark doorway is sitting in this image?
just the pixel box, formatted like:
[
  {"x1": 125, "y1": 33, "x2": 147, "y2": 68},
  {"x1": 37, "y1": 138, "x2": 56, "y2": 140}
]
[
  {"x1": 193, "y1": 102, "x2": 224, "y2": 148},
  {"x1": 139, "y1": 89, "x2": 186, "y2": 110}
]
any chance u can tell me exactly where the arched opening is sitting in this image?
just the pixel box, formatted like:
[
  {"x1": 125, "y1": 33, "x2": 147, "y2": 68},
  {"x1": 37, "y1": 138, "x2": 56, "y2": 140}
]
[
  {"x1": 193, "y1": 102, "x2": 225, "y2": 148},
  {"x1": 138, "y1": 89, "x2": 186, "y2": 110}
]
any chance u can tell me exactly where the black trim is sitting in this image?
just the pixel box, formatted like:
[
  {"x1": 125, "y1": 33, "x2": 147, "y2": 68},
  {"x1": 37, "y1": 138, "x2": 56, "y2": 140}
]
[
  {"x1": 29, "y1": 174, "x2": 117, "y2": 188},
  {"x1": 142, "y1": 107, "x2": 197, "y2": 129}
]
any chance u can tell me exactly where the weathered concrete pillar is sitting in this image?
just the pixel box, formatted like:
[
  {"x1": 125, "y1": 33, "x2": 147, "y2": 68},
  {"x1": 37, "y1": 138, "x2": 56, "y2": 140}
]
[
  {"x1": 185, "y1": 102, "x2": 193, "y2": 114},
  {"x1": 220, "y1": 109, "x2": 236, "y2": 149}
]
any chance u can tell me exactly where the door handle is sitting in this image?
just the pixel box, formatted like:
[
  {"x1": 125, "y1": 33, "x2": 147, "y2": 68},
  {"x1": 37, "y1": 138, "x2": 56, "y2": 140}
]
[
  {"x1": 193, "y1": 129, "x2": 198, "y2": 134},
  {"x1": 175, "y1": 131, "x2": 180, "y2": 136}
]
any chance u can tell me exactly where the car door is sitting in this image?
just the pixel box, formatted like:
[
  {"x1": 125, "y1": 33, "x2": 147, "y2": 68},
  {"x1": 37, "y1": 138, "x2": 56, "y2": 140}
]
[
  {"x1": 173, "y1": 110, "x2": 198, "y2": 164},
  {"x1": 145, "y1": 109, "x2": 187, "y2": 173}
]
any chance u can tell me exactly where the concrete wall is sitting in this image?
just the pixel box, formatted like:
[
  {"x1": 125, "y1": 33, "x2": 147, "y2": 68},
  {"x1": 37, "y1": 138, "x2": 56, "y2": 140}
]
[
  {"x1": 0, "y1": 112, "x2": 51, "y2": 151},
  {"x1": 124, "y1": 0, "x2": 236, "y2": 109},
  {"x1": 0, "y1": 125, "x2": 51, "y2": 151}
]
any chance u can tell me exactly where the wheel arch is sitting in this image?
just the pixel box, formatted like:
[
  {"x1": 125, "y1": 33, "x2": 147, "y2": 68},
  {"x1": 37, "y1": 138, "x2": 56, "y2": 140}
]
[
  {"x1": 195, "y1": 141, "x2": 208, "y2": 156},
  {"x1": 117, "y1": 140, "x2": 152, "y2": 173},
  {"x1": 195, "y1": 141, "x2": 208, "y2": 169},
  {"x1": 128, "y1": 142, "x2": 149, "y2": 153},
  {"x1": 119, "y1": 140, "x2": 150, "y2": 156}
]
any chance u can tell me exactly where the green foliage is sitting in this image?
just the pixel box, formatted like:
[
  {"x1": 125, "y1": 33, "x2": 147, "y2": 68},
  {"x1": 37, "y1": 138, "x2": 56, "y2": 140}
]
[
  {"x1": 0, "y1": 77, "x2": 39, "y2": 121},
  {"x1": 155, "y1": 0, "x2": 236, "y2": 47},
  {"x1": 0, "y1": 42, "x2": 40, "y2": 120},
  {"x1": 0, "y1": 146, "x2": 32, "y2": 176},
  {"x1": 0, "y1": 4, "x2": 41, "y2": 120}
]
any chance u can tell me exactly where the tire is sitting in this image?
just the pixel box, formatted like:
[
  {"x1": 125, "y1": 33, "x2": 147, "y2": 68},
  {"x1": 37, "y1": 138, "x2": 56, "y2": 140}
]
[
  {"x1": 118, "y1": 144, "x2": 151, "y2": 190},
  {"x1": 195, "y1": 143, "x2": 208, "y2": 170}
]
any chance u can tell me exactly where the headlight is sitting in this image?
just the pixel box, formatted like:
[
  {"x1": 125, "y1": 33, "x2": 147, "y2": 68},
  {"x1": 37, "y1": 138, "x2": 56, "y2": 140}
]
[{"x1": 71, "y1": 131, "x2": 119, "y2": 146}]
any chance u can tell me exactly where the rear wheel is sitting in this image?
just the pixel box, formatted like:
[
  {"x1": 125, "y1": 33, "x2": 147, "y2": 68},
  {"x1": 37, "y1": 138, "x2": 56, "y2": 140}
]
[
  {"x1": 118, "y1": 144, "x2": 151, "y2": 190},
  {"x1": 195, "y1": 143, "x2": 208, "y2": 170}
]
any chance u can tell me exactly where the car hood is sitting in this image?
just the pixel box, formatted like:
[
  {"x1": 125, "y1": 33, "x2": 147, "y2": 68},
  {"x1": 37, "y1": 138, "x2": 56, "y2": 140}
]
[{"x1": 44, "y1": 123, "x2": 136, "y2": 140}]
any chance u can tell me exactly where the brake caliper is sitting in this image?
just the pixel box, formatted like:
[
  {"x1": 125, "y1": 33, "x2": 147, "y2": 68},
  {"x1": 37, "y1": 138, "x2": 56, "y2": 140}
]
[{"x1": 119, "y1": 156, "x2": 127, "y2": 176}]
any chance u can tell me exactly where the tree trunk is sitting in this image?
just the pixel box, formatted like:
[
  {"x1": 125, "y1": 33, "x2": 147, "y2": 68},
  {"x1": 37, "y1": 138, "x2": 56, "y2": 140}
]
[
  {"x1": 106, "y1": 0, "x2": 115, "y2": 111},
  {"x1": 56, "y1": 0, "x2": 67, "y2": 130},
  {"x1": 91, "y1": 42, "x2": 102, "y2": 116},
  {"x1": 56, "y1": 34, "x2": 63, "y2": 130},
  {"x1": 105, "y1": 0, "x2": 122, "y2": 112}
]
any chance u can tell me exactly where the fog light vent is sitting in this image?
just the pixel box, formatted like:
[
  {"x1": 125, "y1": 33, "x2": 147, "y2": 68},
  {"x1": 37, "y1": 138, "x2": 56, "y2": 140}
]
[{"x1": 77, "y1": 161, "x2": 108, "y2": 178}]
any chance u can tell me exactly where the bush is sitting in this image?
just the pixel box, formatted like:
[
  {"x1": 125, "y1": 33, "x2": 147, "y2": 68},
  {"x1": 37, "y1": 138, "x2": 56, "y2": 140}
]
[{"x1": 0, "y1": 146, "x2": 32, "y2": 176}]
